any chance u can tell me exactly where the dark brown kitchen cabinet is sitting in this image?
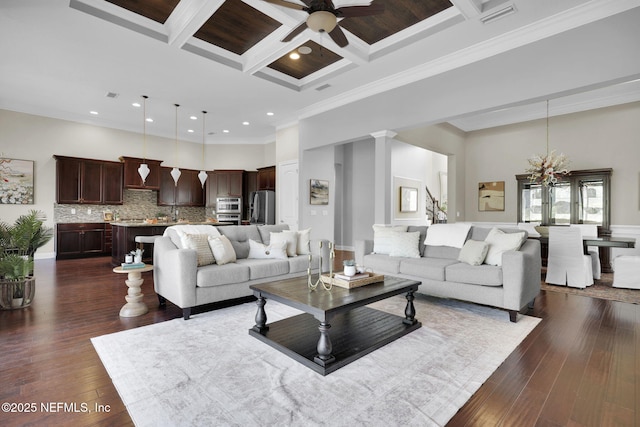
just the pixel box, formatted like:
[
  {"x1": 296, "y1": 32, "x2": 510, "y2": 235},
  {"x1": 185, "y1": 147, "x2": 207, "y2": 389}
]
[
  {"x1": 158, "y1": 167, "x2": 205, "y2": 207},
  {"x1": 56, "y1": 223, "x2": 110, "y2": 259},
  {"x1": 214, "y1": 170, "x2": 243, "y2": 197},
  {"x1": 120, "y1": 156, "x2": 162, "y2": 190},
  {"x1": 257, "y1": 166, "x2": 276, "y2": 191},
  {"x1": 54, "y1": 155, "x2": 123, "y2": 205},
  {"x1": 111, "y1": 224, "x2": 169, "y2": 266}
]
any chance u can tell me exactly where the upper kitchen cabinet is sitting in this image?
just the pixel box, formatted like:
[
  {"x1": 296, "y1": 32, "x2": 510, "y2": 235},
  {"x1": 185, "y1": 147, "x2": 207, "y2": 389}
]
[
  {"x1": 158, "y1": 167, "x2": 205, "y2": 207},
  {"x1": 207, "y1": 170, "x2": 243, "y2": 200},
  {"x1": 54, "y1": 155, "x2": 123, "y2": 205},
  {"x1": 120, "y1": 156, "x2": 162, "y2": 190},
  {"x1": 257, "y1": 166, "x2": 276, "y2": 191}
]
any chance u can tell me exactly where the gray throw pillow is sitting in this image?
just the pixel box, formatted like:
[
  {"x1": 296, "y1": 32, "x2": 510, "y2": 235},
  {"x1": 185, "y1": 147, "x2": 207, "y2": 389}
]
[{"x1": 458, "y1": 240, "x2": 489, "y2": 266}]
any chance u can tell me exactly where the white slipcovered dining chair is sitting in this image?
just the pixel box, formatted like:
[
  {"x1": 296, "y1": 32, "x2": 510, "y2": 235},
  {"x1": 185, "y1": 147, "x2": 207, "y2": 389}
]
[
  {"x1": 569, "y1": 224, "x2": 601, "y2": 280},
  {"x1": 612, "y1": 255, "x2": 640, "y2": 289},
  {"x1": 546, "y1": 226, "x2": 594, "y2": 288}
]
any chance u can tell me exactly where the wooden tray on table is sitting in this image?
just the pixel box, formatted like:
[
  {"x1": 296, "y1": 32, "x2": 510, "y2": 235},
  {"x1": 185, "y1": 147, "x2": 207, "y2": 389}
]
[{"x1": 320, "y1": 272, "x2": 385, "y2": 289}]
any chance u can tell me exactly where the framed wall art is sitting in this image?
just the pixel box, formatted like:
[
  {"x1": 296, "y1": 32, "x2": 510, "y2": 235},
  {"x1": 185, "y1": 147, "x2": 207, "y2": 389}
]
[
  {"x1": 400, "y1": 186, "x2": 418, "y2": 212},
  {"x1": 309, "y1": 179, "x2": 329, "y2": 205},
  {"x1": 478, "y1": 181, "x2": 505, "y2": 211},
  {"x1": 0, "y1": 158, "x2": 34, "y2": 204}
]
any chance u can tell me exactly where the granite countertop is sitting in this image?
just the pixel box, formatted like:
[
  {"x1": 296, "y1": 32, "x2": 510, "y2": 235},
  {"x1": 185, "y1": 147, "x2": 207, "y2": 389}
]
[{"x1": 110, "y1": 221, "x2": 232, "y2": 227}]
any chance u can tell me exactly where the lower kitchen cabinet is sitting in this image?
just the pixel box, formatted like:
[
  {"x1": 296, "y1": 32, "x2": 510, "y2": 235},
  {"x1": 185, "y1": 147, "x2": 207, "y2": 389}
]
[
  {"x1": 111, "y1": 224, "x2": 169, "y2": 266},
  {"x1": 56, "y1": 223, "x2": 111, "y2": 259}
]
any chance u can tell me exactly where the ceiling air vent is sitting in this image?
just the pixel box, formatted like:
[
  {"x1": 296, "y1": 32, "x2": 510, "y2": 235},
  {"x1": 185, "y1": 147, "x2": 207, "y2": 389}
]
[
  {"x1": 480, "y1": 4, "x2": 516, "y2": 24},
  {"x1": 315, "y1": 84, "x2": 331, "y2": 91},
  {"x1": 105, "y1": 91, "x2": 119, "y2": 98}
]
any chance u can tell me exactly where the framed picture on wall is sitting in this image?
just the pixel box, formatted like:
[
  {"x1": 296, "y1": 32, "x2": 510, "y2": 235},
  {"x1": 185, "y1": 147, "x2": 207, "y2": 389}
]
[
  {"x1": 478, "y1": 181, "x2": 505, "y2": 211},
  {"x1": 310, "y1": 179, "x2": 329, "y2": 205},
  {"x1": 0, "y1": 158, "x2": 34, "y2": 204},
  {"x1": 400, "y1": 186, "x2": 418, "y2": 212}
]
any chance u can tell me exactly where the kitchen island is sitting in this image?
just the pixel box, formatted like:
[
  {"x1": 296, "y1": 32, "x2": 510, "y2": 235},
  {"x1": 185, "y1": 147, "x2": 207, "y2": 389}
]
[{"x1": 110, "y1": 221, "x2": 231, "y2": 266}]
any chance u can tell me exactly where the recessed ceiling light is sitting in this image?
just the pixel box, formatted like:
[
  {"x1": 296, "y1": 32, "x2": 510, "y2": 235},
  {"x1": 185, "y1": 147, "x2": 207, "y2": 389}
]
[
  {"x1": 187, "y1": 129, "x2": 194, "y2": 133},
  {"x1": 267, "y1": 112, "x2": 274, "y2": 116},
  {"x1": 146, "y1": 118, "x2": 153, "y2": 123},
  {"x1": 289, "y1": 52, "x2": 300, "y2": 60},
  {"x1": 223, "y1": 130, "x2": 230, "y2": 133},
  {"x1": 89, "y1": 111, "x2": 99, "y2": 115},
  {"x1": 298, "y1": 46, "x2": 312, "y2": 55},
  {"x1": 132, "y1": 102, "x2": 141, "y2": 108},
  {"x1": 242, "y1": 121, "x2": 250, "y2": 126},
  {"x1": 190, "y1": 116, "x2": 197, "y2": 120}
]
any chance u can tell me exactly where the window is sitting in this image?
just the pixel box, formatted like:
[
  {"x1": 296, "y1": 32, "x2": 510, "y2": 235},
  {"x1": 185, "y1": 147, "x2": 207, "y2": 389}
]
[{"x1": 516, "y1": 168, "x2": 611, "y2": 230}]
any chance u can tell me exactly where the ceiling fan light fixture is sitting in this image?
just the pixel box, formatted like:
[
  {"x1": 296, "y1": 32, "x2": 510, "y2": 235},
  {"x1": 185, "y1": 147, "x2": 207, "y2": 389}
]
[{"x1": 306, "y1": 11, "x2": 337, "y2": 33}]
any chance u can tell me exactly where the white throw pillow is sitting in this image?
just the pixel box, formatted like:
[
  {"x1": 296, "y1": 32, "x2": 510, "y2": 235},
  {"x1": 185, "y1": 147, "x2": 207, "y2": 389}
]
[
  {"x1": 165, "y1": 225, "x2": 221, "y2": 249},
  {"x1": 296, "y1": 228, "x2": 312, "y2": 255},
  {"x1": 389, "y1": 231, "x2": 421, "y2": 258},
  {"x1": 270, "y1": 231, "x2": 298, "y2": 257},
  {"x1": 424, "y1": 223, "x2": 472, "y2": 248},
  {"x1": 207, "y1": 235, "x2": 236, "y2": 265},
  {"x1": 248, "y1": 239, "x2": 288, "y2": 259},
  {"x1": 372, "y1": 224, "x2": 408, "y2": 254},
  {"x1": 458, "y1": 240, "x2": 490, "y2": 266},
  {"x1": 180, "y1": 233, "x2": 215, "y2": 266},
  {"x1": 484, "y1": 228, "x2": 526, "y2": 266}
]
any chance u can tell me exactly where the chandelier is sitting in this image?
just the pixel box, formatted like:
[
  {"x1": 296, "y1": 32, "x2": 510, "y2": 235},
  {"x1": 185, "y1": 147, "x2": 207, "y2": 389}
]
[{"x1": 525, "y1": 100, "x2": 570, "y2": 186}]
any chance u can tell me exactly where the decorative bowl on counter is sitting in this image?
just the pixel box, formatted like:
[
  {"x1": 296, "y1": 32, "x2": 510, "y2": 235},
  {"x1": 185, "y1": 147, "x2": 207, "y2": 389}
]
[
  {"x1": 534, "y1": 226, "x2": 549, "y2": 237},
  {"x1": 144, "y1": 218, "x2": 158, "y2": 224}
]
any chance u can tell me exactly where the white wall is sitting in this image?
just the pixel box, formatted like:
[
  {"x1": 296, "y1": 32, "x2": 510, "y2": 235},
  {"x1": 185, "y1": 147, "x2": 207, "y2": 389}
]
[
  {"x1": 0, "y1": 109, "x2": 275, "y2": 256},
  {"x1": 464, "y1": 102, "x2": 640, "y2": 226}
]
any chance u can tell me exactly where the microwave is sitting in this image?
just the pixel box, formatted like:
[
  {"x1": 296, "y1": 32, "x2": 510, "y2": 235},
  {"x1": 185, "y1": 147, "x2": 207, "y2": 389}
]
[{"x1": 216, "y1": 197, "x2": 241, "y2": 213}]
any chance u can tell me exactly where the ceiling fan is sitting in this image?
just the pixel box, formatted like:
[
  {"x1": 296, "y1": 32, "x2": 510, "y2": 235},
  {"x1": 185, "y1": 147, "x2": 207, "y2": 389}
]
[{"x1": 264, "y1": 0, "x2": 384, "y2": 47}]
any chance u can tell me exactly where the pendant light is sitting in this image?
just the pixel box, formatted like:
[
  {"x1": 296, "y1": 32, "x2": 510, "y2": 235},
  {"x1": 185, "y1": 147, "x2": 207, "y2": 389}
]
[
  {"x1": 170, "y1": 103, "x2": 181, "y2": 186},
  {"x1": 137, "y1": 95, "x2": 150, "y2": 183},
  {"x1": 198, "y1": 110, "x2": 208, "y2": 188}
]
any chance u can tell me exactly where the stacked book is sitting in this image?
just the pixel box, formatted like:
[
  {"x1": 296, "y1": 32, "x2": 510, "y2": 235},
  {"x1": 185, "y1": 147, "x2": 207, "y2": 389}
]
[
  {"x1": 121, "y1": 262, "x2": 145, "y2": 270},
  {"x1": 333, "y1": 272, "x2": 370, "y2": 281}
]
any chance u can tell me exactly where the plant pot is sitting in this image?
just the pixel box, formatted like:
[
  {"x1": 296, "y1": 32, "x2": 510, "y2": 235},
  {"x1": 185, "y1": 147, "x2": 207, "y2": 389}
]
[
  {"x1": 0, "y1": 277, "x2": 35, "y2": 309},
  {"x1": 343, "y1": 265, "x2": 357, "y2": 277}
]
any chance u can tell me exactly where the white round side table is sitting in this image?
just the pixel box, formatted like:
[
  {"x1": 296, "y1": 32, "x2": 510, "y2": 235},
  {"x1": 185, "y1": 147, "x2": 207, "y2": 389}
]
[{"x1": 112, "y1": 264, "x2": 154, "y2": 317}]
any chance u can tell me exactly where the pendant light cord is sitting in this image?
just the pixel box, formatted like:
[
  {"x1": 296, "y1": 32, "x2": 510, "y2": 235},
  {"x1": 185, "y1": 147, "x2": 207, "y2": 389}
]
[
  {"x1": 175, "y1": 104, "x2": 180, "y2": 167},
  {"x1": 546, "y1": 99, "x2": 549, "y2": 156},
  {"x1": 202, "y1": 110, "x2": 207, "y2": 169},
  {"x1": 142, "y1": 95, "x2": 148, "y2": 161}
]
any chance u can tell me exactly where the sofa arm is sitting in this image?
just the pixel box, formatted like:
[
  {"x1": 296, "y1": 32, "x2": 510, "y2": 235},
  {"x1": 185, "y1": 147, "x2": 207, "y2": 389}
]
[
  {"x1": 355, "y1": 240, "x2": 374, "y2": 266},
  {"x1": 153, "y1": 236, "x2": 198, "y2": 309},
  {"x1": 501, "y1": 239, "x2": 541, "y2": 310}
]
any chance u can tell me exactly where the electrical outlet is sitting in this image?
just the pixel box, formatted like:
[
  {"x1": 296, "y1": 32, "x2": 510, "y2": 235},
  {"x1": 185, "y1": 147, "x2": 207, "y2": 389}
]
[
  {"x1": 88, "y1": 208, "x2": 92, "y2": 215},
  {"x1": 71, "y1": 208, "x2": 76, "y2": 215}
]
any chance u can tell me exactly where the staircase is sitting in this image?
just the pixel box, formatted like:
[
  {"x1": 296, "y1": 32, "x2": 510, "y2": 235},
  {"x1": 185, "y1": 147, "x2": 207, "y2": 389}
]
[{"x1": 426, "y1": 185, "x2": 447, "y2": 223}]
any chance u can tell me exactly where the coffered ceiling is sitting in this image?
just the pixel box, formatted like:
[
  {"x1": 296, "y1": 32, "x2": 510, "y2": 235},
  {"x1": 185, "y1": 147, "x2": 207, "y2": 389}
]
[{"x1": 1, "y1": 0, "x2": 640, "y2": 145}]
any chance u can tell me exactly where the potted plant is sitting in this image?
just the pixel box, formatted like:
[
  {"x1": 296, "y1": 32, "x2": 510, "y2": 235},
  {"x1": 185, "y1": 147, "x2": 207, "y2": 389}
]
[
  {"x1": 0, "y1": 210, "x2": 52, "y2": 309},
  {"x1": 343, "y1": 259, "x2": 357, "y2": 277}
]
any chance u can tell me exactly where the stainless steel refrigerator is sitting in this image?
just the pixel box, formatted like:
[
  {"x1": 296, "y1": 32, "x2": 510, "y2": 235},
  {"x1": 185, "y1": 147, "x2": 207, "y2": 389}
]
[{"x1": 249, "y1": 190, "x2": 275, "y2": 225}]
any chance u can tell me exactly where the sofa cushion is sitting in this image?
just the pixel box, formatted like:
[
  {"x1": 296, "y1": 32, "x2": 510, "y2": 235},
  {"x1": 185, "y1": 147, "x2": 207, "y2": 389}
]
[
  {"x1": 363, "y1": 253, "x2": 402, "y2": 274},
  {"x1": 180, "y1": 233, "x2": 215, "y2": 266},
  {"x1": 237, "y1": 259, "x2": 290, "y2": 280},
  {"x1": 399, "y1": 257, "x2": 459, "y2": 281},
  {"x1": 458, "y1": 240, "x2": 489, "y2": 266},
  {"x1": 164, "y1": 224, "x2": 220, "y2": 249},
  {"x1": 372, "y1": 224, "x2": 408, "y2": 254},
  {"x1": 288, "y1": 254, "x2": 316, "y2": 274},
  {"x1": 248, "y1": 239, "x2": 288, "y2": 259},
  {"x1": 196, "y1": 262, "x2": 250, "y2": 288},
  {"x1": 218, "y1": 225, "x2": 261, "y2": 259},
  {"x1": 207, "y1": 235, "x2": 236, "y2": 265},
  {"x1": 296, "y1": 228, "x2": 312, "y2": 255},
  {"x1": 271, "y1": 230, "x2": 298, "y2": 257},
  {"x1": 423, "y1": 245, "x2": 462, "y2": 260},
  {"x1": 407, "y1": 226, "x2": 428, "y2": 256},
  {"x1": 445, "y1": 263, "x2": 503, "y2": 287},
  {"x1": 484, "y1": 228, "x2": 526, "y2": 266},
  {"x1": 424, "y1": 223, "x2": 471, "y2": 248},
  {"x1": 257, "y1": 224, "x2": 289, "y2": 245},
  {"x1": 389, "y1": 231, "x2": 421, "y2": 258}
]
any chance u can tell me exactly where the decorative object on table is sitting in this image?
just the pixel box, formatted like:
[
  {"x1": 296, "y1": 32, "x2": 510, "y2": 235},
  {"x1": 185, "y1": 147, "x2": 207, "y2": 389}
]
[
  {"x1": 534, "y1": 225, "x2": 550, "y2": 238},
  {"x1": 322, "y1": 272, "x2": 385, "y2": 289},
  {"x1": 137, "y1": 95, "x2": 150, "y2": 183},
  {"x1": 133, "y1": 248, "x2": 143, "y2": 264},
  {"x1": 0, "y1": 157, "x2": 34, "y2": 204},
  {"x1": 399, "y1": 186, "x2": 418, "y2": 212},
  {"x1": 478, "y1": 181, "x2": 505, "y2": 211},
  {"x1": 342, "y1": 259, "x2": 356, "y2": 276},
  {"x1": 321, "y1": 242, "x2": 335, "y2": 290},
  {"x1": 307, "y1": 240, "x2": 325, "y2": 290},
  {"x1": 309, "y1": 179, "x2": 329, "y2": 205},
  {"x1": 0, "y1": 210, "x2": 53, "y2": 309},
  {"x1": 525, "y1": 100, "x2": 570, "y2": 186}
]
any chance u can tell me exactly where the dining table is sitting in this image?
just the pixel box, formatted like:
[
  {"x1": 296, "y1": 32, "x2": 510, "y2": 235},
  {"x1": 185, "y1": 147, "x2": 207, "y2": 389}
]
[{"x1": 537, "y1": 235, "x2": 636, "y2": 273}]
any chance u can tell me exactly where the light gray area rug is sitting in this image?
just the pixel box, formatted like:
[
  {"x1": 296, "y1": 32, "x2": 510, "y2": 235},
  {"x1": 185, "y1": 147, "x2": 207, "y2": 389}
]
[{"x1": 91, "y1": 294, "x2": 540, "y2": 427}]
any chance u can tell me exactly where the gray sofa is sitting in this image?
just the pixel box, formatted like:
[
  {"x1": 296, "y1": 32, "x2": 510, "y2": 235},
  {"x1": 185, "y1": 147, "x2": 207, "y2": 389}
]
[
  {"x1": 355, "y1": 225, "x2": 541, "y2": 322},
  {"x1": 153, "y1": 224, "x2": 328, "y2": 319}
]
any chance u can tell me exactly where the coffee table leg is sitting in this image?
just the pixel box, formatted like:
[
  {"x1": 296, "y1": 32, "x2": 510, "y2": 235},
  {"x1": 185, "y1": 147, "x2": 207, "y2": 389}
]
[
  {"x1": 252, "y1": 296, "x2": 269, "y2": 333},
  {"x1": 314, "y1": 322, "x2": 336, "y2": 366},
  {"x1": 403, "y1": 291, "x2": 417, "y2": 325}
]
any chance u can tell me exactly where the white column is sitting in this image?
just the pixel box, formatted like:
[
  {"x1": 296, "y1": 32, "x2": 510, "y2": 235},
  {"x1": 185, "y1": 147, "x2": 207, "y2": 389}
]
[{"x1": 371, "y1": 130, "x2": 397, "y2": 225}]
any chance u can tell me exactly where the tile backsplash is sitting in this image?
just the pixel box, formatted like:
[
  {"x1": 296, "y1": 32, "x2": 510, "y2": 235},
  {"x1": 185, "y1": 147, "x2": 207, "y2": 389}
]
[{"x1": 55, "y1": 189, "x2": 209, "y2": 223}]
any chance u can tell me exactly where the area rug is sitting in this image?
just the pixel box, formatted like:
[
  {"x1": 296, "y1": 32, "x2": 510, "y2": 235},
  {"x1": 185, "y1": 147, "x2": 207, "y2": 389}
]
[
  {"x1": 541, "y1": 272, "x2": 640, "y2": 304},
  {"x1": 91, "y1": 295, "x2": 540, "y2": 427}
]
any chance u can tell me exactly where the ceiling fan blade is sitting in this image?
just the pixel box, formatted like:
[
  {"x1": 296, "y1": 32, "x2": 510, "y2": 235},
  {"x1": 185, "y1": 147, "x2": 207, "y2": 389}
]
[
  {"x1": 282, "y1": 21, "x2": 308, "y2": 42},
  {"x1": 328, "y1": 25, "x2": 348, "y2": 47},
  {"x1": 336, "y1": 3, "x2": 385, "y2": 18},
  {"x1": 263, "y1": 0, "x2": 305, "y2": 11}
]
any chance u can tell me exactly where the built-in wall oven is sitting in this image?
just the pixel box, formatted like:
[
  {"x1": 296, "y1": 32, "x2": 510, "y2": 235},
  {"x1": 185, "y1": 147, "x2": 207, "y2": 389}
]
[{"x1": 216, "y1": 197, "x2": 241, "y2": 225}]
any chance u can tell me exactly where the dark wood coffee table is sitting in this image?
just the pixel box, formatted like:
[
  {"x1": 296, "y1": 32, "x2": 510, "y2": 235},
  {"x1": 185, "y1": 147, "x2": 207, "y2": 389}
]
[{"x1": 248, "y1": 275, "x2": 421, "y2": 375}]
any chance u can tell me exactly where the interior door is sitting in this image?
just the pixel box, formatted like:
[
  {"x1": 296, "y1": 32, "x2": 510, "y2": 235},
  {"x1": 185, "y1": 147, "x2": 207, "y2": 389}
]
[{"x1": 278, "y1": 161, "x2": 298, "y2": 230}]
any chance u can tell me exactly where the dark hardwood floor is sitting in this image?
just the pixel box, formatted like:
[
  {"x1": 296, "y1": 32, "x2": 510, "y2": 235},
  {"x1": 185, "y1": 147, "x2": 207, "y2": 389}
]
[{"x1": 1, "y1": 256, "x2": 638, "y2": 426}]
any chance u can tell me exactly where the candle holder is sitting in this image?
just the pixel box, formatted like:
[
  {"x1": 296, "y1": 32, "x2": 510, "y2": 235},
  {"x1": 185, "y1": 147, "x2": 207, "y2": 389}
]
[
  {"x1": 321, "y1": 242, "x2": 335, "y2": 291},
  {"x1": 307, "y1": 241, "x2": 321, "y2": 290}
]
